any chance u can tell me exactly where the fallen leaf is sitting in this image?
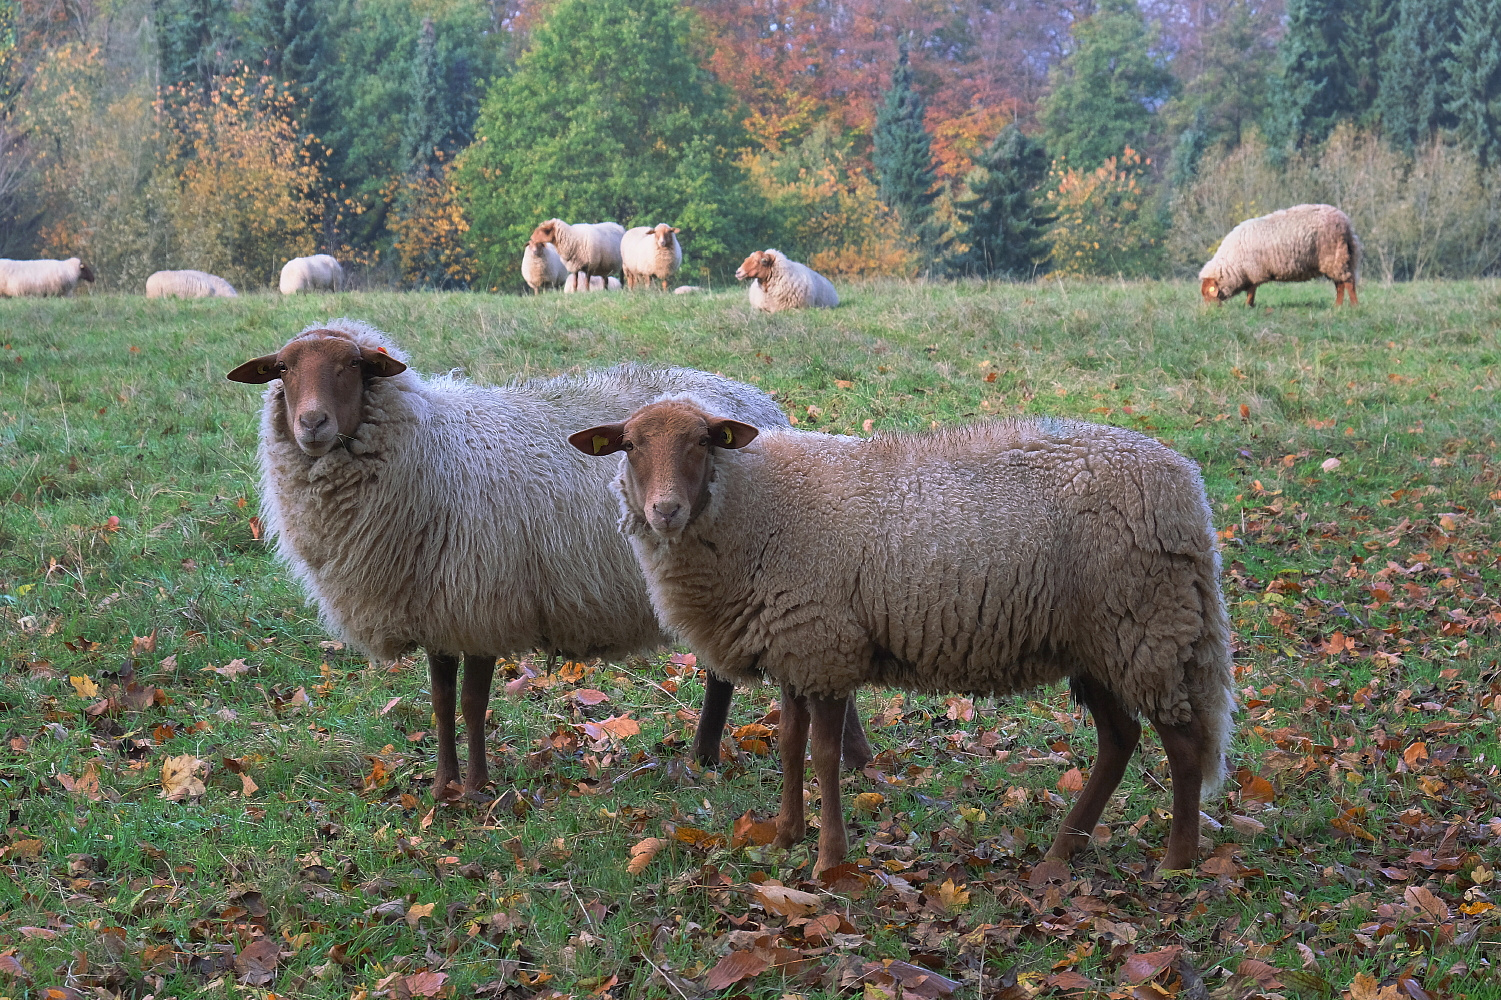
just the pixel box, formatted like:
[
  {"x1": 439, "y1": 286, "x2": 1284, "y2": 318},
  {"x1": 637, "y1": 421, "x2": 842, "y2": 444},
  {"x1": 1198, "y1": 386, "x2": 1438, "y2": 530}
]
[
  {"x1": 403, "y1": 970, "x2": 449, "y2": 997},
  {"x1": 932, "y1": 879, "x2": 970, "y2": 910},
  {"x1": 1321, "y1": 457, "x2": 1341, "y2": 471},
  {"x1": 1236, "y1": 959, "x2": 1283, "y2": 989},
  {"x1": 1236, "y1": 769, "x2": 1275, "y2": 804},
  {"x1": 406, "y1": 901, "x2": 436, "y2": 928},
  {"x1": 853, "y1": 791, "x2": 886, "y2": 814},
  {"x1": 56, "y1": 762, "x2": 103, "y2": 801},
  {"x1": 159, "y1": 755, "x2": 206, "y2": 801},
  {"x1": 754, "y1": 884, "x2": 820, "y2": 916},
  {"x1": 597, "y1": 715, "x2": 639, "y2": 739},
  {"x1": 1057, "y1": 767, "x2": 1086, "y2": 793},
  {"x1": 627, "y1": 837, "x2": 667, "y2": 875},
  {"x1": 1404, "y1": 885, "x2": 1449, "y2": 922},
  {"x1": 731, "y1": 812, "x2": 779, "y2": 847},
  {"x1": 234, "y1": 937, "x2": 279, "y2": 986},
  {"x1": 69, "y1": 675, "x2": 100, "y2": 699},
  {"x1": 704, "y1": 949, "x2": 770, "y2": 991},
  {"x1": 573, "y1": 689, "x2": 609, "y2": 706},
  {"x1": 1121, "y1": 946, "x2": 1182, "y2": 984}
]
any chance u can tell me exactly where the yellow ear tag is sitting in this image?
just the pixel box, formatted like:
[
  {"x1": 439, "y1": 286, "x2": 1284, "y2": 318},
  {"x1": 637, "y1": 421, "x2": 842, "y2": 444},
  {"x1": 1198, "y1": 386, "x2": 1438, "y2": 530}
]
[
  {"x1": 592, "y1": 435, "x2": 610, "y2": 454},
  {"x1": 721, "y1": 428, "x2": 734, "y2": 445},
  {"x1": 258, "y1": 365, "x2": 269, "y2": 374}
]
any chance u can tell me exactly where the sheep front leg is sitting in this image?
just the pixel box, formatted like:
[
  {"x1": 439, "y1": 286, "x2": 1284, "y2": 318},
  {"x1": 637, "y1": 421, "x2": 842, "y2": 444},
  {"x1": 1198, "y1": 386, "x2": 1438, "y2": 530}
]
[
  {"x1": 1245, "y1": 285, "x2": 1257, "y2": 307},
  {"x1": 773, "y1": 683, "x2": 809, "y2": 849},
  {"x1": 1156, "y1": 715, "x2": 1208, "y2": 873},
  {"x1": 429, "y1": 651, "x2": 461, "y2": 796},
  {"x1": 842, "y1": 695, "x2": 874, "y2": 770},
  {"x1": 461, "y1": 654, "x2": 496, "y2": 795},
  {"x1": 1046, "y1": 675, "x2": 1140, "y2": 862},
  {"x1": 809, "y1": 695, "x2": 849, "y2": 875},
  {"x1": 692, "y1": 672, "x2": 735, "y2": 767}
]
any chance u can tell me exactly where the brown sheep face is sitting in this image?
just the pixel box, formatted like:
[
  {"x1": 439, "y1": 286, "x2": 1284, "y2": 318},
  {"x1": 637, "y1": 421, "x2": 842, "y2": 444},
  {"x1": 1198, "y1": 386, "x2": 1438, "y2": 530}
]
[
  {"x1": 529, "y1": 221, "x2": 559, "y2": 245},
  {"x1": 226, "y1": 333, "x2": 407, "y2": 457},
  {"x1": 79, "y1": 263, "x2": 96, "y2": 283},
  {"x1": 652, "y1": 224, "x2": 680, "y2": 247},
  {"x1": 735, "y1": 251, "x2": 772, "y2": 282},
  {"x1": 1200, "y1": 277, "x2": 1226, "y2": 303},
  {"x1": 569, "y1": 401, "x2": 758, "y2": 540}
]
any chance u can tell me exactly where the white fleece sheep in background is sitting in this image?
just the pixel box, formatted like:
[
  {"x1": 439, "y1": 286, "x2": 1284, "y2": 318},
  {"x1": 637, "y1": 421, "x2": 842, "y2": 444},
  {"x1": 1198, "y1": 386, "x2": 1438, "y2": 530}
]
[
  {"x1": 522, "y1": 241, "x2": 568, "y2": 292},
  {"x1": 1200, "y1": 203, "x2": 1361, "y2": 307},
  {"x1": 0, "y1": 257, "x2": 95, "y2": 297},
  {"x1": 279, "y1": 254, "x2": 344, "y2": 294},
  {"x1": 620, "y1": 223, "x2": 682, "y2": 290},
  {"x1": 563, "y1": 274, "x2": 621, "y2": 292},
  {"x1": 672, "y1": 285, "x2": 705, "y2": 294},
  {"x1": 574, "y1": 401, "x2": 1235, "y2": 876},
  {"x1": 529, "y1": 219, "x2": 624, "y2": 287},
  {"x1": 146, "y1": 269, "x2": 237, "y2": 299},
  {"x1": 734, "y1": 249, "x2": 838, "y2": 312}
]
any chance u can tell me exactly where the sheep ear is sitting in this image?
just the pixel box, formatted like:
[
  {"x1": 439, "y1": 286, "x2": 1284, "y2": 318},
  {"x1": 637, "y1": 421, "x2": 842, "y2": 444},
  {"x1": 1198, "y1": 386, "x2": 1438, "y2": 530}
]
[
  {"x1": 708, "y1": 419, "x2": 758, "y2": 449},
  {"x1": 568, "y1": 423, "x2": 628, "y2": 456},
  {"x1": 671, "y1": 227, "x2": 680, "y2": 233},
  {"x1": 361, "y1": 349, "x2": 407, "y2": 378},
  {"x1": 226, "y1": 354, "x2": 282, "y2": 384}
]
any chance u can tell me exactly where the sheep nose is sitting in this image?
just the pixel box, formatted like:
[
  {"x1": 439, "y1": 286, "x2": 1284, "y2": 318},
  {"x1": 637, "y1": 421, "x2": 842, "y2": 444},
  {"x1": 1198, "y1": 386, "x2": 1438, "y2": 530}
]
[
  {"x1": 299, "y1": 410, "x2": 330, "y2": 433},
  {"x1": 652, "y1": 500, "x2": 682, "y2": 523}
]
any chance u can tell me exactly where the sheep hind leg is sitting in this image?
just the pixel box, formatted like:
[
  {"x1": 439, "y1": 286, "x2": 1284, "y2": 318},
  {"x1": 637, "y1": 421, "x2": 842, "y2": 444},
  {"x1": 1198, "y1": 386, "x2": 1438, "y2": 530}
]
[
  {"x1": 1245, "y1": 286, "x2": 1257, "y2": 307},
  {"x1": 1347, "y1": 282, "x2": 1358, "y2": 306},
  {"x1": 1045, "y1": 675, "x2": 1140, "y2": 863},
  {"x1": 1156, "y1": 714, "x2": 1208, "y2": 873},
  {"x1": 429, "y1": 651, "x2": 462, "y2": 798},
  {"x1": 691, "y1": 672, "x2": 735, "y2": 767},
  {"x1": 809, "y1": 695, "x2": 849, "y2": 876},
  {"x1": 842, "y1": 695, "x2": 875, "y2": 771},
  {"x1": 1335, "y1": 282, "x2": 1346, "y2": 306},
  {"x1": 461, "y1": 654, "x2": 496, "y2": 796},
  {"x1": 772, "y1": 683, "x2": 810, "y2": 850}
]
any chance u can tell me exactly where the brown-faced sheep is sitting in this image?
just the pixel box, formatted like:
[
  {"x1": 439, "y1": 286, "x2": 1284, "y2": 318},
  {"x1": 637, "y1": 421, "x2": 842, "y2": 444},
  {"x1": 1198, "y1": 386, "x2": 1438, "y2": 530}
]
[
  {"x1": 1200, "y1": 204, "x2": 1360, "y2": 307},
  {"x1": 572, "y1": 400, "x2": 1235, "y2": 875},
  {"x1": 0, "y1": 258, "x2": 95, "y2": 297},
  {"x1": 621, "y1": 224, "x2": 682, "y2": 290},
  {"x1": 735, "y1": 249, "x2": 837, "y2": 312},
  {"x1": 530, "y1": 219, "x2": 625, "y2": 288}
]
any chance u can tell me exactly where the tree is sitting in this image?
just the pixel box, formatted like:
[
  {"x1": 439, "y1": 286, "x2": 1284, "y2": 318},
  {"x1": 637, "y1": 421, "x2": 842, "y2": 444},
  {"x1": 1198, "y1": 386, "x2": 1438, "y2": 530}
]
[
  {"x1": 1268, "y1": 0, "x2": 1395, "y2": 146},
  {"x1": 250, "y1": 0, "x2": 325, "y2": 86},
  {"x1": 1162, "y1": 0, "x2": 1282, "y2": 151},
  {"x1": 456, "y1": 0, "x2": 774, "y2": 287},
  {"x1": 1446, "y1": 0, "x2": 1501, "y2": 168},
  {"x1": 155, "y1": 0, "x2": 233, "y2": 93},
  {"x1": 872, "y1": 40, "x2": 938, "y2": 252},
  {"x1": 943, "y1": 124, "x2": 1052, "y2": 279},
  {"x1": 1039, "y1": 0, "x2": 1174, "y2": 169},
  {"x1": 1376, "y1": 0, "x2": 1460, "y2": 149},
  {"x1": 402, "y1": 17, "x2": 448, "y2": 176}
]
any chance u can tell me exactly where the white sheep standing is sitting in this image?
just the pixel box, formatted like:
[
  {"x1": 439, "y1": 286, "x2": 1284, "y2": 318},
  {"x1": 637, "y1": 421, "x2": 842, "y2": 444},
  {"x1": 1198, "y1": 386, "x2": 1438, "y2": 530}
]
[
  {"x1": 620, "y1": 224, "x2": 682, "y2": 290},
  {"x1": 734, "y1": 249, "x2": 837, "y2": 312},
  {"x1": 522, "y1": 240, "x2": 568, "y2": 292},
  {"x1": 1199, "y1": 204, "x2": 1361, "y2": 307},
  {"x1": 146, "y1": 270, "x2": 238, "y2": 299},
  {"x1": 572, "y1": 400, "x2": 1235, "y2": 876},
  {"x1": 529, "y1": 219, "x2": 624, "y2": 288},
  {"x1": 0, "y1": 257, "x2": 95, "y2": 297},
  {"x1": 563, "y1": 274, "x2": 621, "y2": 292},
  {"x1": 279, "y1": 254, "x2": 345, "y2": 294},
  {"x1": 226, "y1": 320, "x2": 871, "y2": 795}
]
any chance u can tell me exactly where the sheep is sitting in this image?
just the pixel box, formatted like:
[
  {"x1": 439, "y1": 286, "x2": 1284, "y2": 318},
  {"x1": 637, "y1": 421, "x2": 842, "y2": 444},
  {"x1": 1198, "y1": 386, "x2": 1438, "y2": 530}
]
[
  {"x1": 279, "y1": 254, "x2": 345, "y2": 294},
  {"x1": 529, "y1": 219, "x2": 625, "y2": 288},
  {"x1": 522, "y1": 240, "x2": 568, "y2": 292},
  {"x1": 571, "y1": 400, "x2": 1236, "y2": 876},
  {"x1": 734, "y1": 249, "x2": 837, "y2": 312},
  {"x1": 563, "y1": 274, "x2": 621, "y2": 292},
  {"x1": 146, "y1": 269, "x2": 238, "y2": 299},
  {"x1": 0, "y1": 257, "x2": 95, "y2": 297},
  {"x1": 1199, "y1": 204, "x2": 1361, "y2": 307},
  {"x1": 672, "y1": 286, "x2": 705, "y2": 295},
  {"x1": 226, "y1": 320, "x2": 871, "y2": 796},
  {"x1": 621, "y1": 224, "x2": 682, "y2": 290}
]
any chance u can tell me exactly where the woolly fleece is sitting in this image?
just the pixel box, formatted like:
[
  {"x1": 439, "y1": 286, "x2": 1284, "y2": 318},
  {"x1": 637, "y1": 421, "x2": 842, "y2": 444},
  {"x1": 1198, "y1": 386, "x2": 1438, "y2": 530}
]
[
  {"x1": 1199, "y1": 203, "x2": 1360, "y2": 298},
  {"x1": 279, "y1": 254, "x2": 344, "y2": 294},
  {"x1": 620, "y1": 224, "x2": 682, "y2": 289},
  {"x1": 537, "y1": 219, "x2": 624, "y2": 278},
  {"x1": 745, "y1": 250, "x2": 837, "y2": 312},
  {"x1": 146, "y1": 269, "x2": 238, "y2": 299},
  {"x1": 0, "y1": 258, "x2": 91, "y2": 297},
  {"x1": 521, "y1": 242, "x2": 568, "y2": 291}
]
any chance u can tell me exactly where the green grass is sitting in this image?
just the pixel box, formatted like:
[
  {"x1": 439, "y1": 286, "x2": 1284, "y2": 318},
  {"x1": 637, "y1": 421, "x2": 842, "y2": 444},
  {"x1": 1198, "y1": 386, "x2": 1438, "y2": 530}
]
[{"x1": 1, "y1": 280, "x2": 1498, "y2": 999}]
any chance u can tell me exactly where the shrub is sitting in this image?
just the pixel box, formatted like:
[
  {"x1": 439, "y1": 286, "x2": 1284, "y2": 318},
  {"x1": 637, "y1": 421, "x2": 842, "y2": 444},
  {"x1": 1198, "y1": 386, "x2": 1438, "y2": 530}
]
[{"x1": 1042, "y1": 147, "x2": 1164, "y2": 278}]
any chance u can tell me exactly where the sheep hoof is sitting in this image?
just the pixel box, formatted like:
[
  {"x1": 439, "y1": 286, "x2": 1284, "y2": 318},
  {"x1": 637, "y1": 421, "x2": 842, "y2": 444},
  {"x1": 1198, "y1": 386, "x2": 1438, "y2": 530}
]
[{"x1": 771, "y1": 824, "x2": 802, "y2": 850}]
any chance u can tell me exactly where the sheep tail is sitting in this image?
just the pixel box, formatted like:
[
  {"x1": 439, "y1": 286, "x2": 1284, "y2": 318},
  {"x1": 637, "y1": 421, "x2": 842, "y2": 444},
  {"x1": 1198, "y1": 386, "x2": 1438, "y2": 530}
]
[{"x1": 1190, "y1": 563, "x2": 1237, "y2": 795}]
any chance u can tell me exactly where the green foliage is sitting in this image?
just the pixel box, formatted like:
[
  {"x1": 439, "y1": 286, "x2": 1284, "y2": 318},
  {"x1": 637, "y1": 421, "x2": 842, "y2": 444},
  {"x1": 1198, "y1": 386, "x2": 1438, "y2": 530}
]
[
  {"x1": 155, "y1": 0, "x2": 233, "y2": 93},
  {"x1": 1268, "y1": 0, "x2": 1397, "y2": 147},
  {"x1": 1162, "y1": 0, "x2": 1280, "y2": 152},
  {"x1": 943, "y1": 124, "x2": 1053, "y2": 279},
  {"x1": 250, "y1": 0, "x2": 325, "y2": 87},
  {"x1": 1445, "y1": 0, "x2": 1501, "y2": 169},
  {"x1": 1039, "y1": 0, "x2": 1174, "y2": 169},
  {"x1": 872, "y1": 41, "x2": 938, "y2": 255},
  {"x1": 1043, "y1": 147, "x2": 1164, "y2": 277},
  {"x1": 1376, "y1": 0, "x2": 1460, "y2": 149},
  {"x1": 456, "y1": 0, "x2": 773, "y2": 288}
]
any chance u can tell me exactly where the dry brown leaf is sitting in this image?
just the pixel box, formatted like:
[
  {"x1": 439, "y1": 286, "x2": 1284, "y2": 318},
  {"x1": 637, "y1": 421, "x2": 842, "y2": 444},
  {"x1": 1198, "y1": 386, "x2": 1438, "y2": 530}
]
[
  {"x1": 853, "y1": 792, "x2": 886, "y2": 814},
  {"x1": 403, "y1": 970, "x2": 449, "y2": 998},
  {"x1": 1057, "y1": 767, "x2": 1086, "y2": 793},
  {"x1": 933, "y1": 879, "x2": 970, "y2": 910},
  {"x1": 234, "y1": 938, "x2": 279, "y2": 986},
  {"x1": 754, "y1": 883, "x2": 821, "y2": 916},
  {"x1": 627, "y1": 837, "x2": 667, "y2": 875},
  {"x1": 597, "y1": 715, "x2": 639, "y2": 739},
  {"x1": 703, "y1": 949, "x2": 770, "y2": 991},
  {"x1": 573, "y1": 689, "x2": 609, "y2": 706},
  {"x1": 69, "y1": 675, "x2": 100, "y2": 699},
  {"x1": 406, "y1": 901, "x2": 436, "y2": 928},
  {"x1": 731, "y1": 812, "x2": 779, "y2": 847},
  {"x1": 159, "y1": 755, "x2": 206, "y2": 801},
  {"x1": 1120, "y1": 946, "x2": 1183, "y2": 984},
  {"x1": 1404, "y1": 885, "x2": 1449, "y2": 922},
  {"x1": 57, "y1": 762, "x2": 103, "y2": 801}
]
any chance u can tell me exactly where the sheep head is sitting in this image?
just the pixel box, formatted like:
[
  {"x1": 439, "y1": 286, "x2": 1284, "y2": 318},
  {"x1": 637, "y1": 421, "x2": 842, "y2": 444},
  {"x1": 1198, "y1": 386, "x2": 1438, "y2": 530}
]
[
  {"x1": 569, "y1": 400, "x2": 758, "y2": 540},
  {"x1": 529, "y1": 220, "x2": 561, "y2": 245},
  {"x1": 734, "y1": 250, "x2": 775, "y2": 282},
  {"x1": 226, "y1": 331, "x2": 407, "y2": 457},
  {"x1": 652, "y1": 224, "x2": 680, "y2": 247},
  {"x1": 78, "y1": 262, "x2": 96, "y2": 283},
  {"x1": 1200, "y1": 277, "x2": 1225, "y2": 303}
]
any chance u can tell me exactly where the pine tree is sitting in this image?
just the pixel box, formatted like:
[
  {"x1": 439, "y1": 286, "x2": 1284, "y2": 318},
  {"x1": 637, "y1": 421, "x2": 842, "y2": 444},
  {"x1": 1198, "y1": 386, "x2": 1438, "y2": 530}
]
[
  {"x1": 1446, "y1": 0, "x2": 1501, "y2": 168},
  {"x1": 402, "y1": 18, "x2": 449, "y2": 176},
  {"x1": 1270, "y1": 0, "x2": 1397, "y2": 146},
  {"x1": 1377, "y1": 0, "x2": 1460, "y2": 148},
  {"x1": 1346, "y1": 0, "x2": 1399, "y2": 122},
  {"x1": 872, "y1": 40, "x2": 938, "y2": 249},
  {"x1": 156, "y1": 0, "x2": 229, "y2": 93},
  {"x1": 252, "y1": 0, "x2": 324, "y2": 86},
  {"x1": 1039, "y1": 0, "x2": 1174, "y2": 169},
  {"x1": 943, "y1": 124, "x2": 1053, "y2": 279},
  {"x1": 1168, "y1": 107, "x2": 1210, "y2": 193}
]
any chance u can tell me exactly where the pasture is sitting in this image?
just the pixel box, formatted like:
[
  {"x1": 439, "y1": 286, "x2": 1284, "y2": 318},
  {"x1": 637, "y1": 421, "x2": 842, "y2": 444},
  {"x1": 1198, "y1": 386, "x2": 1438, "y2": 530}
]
[{"x1": 1, "y1": 280, "x2": 1498, "y2": 999}]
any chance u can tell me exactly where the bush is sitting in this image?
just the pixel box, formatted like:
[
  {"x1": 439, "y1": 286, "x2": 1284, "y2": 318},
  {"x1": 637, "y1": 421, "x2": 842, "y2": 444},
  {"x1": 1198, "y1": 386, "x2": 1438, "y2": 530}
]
[
  {"x1": 1042, "y1": 147, "x2": 1164, "y2": 277},
  {"x1": 388, "y1": 161, "x2": 478, "y2": 289}
]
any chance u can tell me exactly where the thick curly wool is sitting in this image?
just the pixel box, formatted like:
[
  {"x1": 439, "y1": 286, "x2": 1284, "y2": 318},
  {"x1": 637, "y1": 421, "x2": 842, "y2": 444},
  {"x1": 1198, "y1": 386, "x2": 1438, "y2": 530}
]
[
  {"x1": 617, "y1": 416, "x2": 1235, "y2": 792},
  {"x1": 620, "y1": 224, "x2": 681, "y2": 289},
  {"x1": 745, "y1": 250, "x2": 837, "y2": 312},
  {"x1": 522, "y1": 242, "x2": 568, "y2": 292},
  {"x1": 0, "y1": 257, "x2": 92, "y2": 297},
  {"x1": 279, "y1": 255, "x2": 344, "y2": 294},
  {"x1": 535, "y1": 220, "x2": 624, "y2": 278},
  {"x1": 257, "y1": 319, "x2": 788, "y2": 665},
  {"x1": 146, "y1": 270, "x2": 237, "y2": 298},
  {"x1": 1199, "y1": 204, "x2": 1359, "y2": 299}
]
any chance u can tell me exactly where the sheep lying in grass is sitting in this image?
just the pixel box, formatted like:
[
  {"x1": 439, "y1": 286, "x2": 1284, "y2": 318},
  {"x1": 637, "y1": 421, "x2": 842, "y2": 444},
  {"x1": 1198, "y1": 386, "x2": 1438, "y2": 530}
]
[
  {"x1": 1200, "y1": 204, "x2": 1361, "y2": 307},
  {"x1": 522, "y1": 241, "x2": 568, "y2": 292},
  {"x1": 734, "y1": 249, "x2": 837, "y2": 312},
  {"x1": 621, "y1": 224, "x2": 682, "y2": 290},
  {"x1": 530, "y1": 219, "x2": 624, "y2": 289},
  {"x1": 0, "y1": 257, "x2": 95, "y2": 297},
  {"x1": 573, "y1": 401, "x2": 1235, "y2": 875},
  {"x1": 280, "y1": 254, "x2": 344, "y2": 294},
  {"x1": 146, "y1": 270, "x2": 238, "y2": 299},
  {"x1": 227, "y1": 320, "x2": 870, "y2": 795}
]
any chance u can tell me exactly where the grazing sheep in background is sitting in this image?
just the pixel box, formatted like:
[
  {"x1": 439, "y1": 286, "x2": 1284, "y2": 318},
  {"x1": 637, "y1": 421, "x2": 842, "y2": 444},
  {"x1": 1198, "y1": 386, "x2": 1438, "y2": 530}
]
[
  {"x1": 572, "y1": 401, "x2": 1235, "y2": 875},
  {"x1": 227, "y1": 320, "x2": 871, "y2": 795},
  {"x1": 522, "y1": 240, "x2": 569, "y2": 293},
  {"x1": 0, "y1": 257, "x2": 95, "y2": 297},
  {"x1": 672, "y1": 286, "x2": 705, "y2": 295},
  {"x1": 529, "y1": 219, "x2": 624, "y2": 288},
  {"x1": 563, "y1": 274, "x2": 621, "y2": 292},
  {"x1": 621, "y1": 223, "x2": 682, "y2": 290},
  {"x1": 734, "y1": 249, "x2": 837, "y2": 312},
  {"x1": 1200, "y1": 204, "x2": 1360, "y2": 307},
  {"x1": 279, "y1": 254, "x2": 345, "y2": 294},
  {"x1": 146, "y1": 269, "x2": 238, "y2": 299}
]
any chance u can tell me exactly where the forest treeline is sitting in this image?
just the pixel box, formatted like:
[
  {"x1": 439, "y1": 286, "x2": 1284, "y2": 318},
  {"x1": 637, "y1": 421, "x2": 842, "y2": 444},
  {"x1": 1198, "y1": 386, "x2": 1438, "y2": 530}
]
[{"x1": 1, "y1": 0, "x2": 1499, "y2": 291}]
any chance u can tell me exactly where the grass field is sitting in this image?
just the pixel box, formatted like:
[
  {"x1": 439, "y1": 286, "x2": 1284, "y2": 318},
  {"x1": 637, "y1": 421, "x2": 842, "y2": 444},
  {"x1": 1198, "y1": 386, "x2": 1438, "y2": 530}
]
[{"x1": 1, "y1": 279, "x2": 1499, "y2": 1000}]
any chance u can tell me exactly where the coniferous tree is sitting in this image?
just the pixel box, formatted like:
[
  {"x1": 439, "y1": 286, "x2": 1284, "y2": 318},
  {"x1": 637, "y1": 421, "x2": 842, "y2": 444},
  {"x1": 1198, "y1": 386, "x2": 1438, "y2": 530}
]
[
  {"x1": 1167, "y1": 0, "x2": 1280, "y2": 151},
  {"x1": 252, "y1": 0, "x2": 324, "y2": 86},
  {"x1": 156, "y1": 0, "x2": 230, "y2": 93},
  {"x1": 1347, "y1": 0, "x2": 1399, "y2": 123},
  {"x1": 872, "y1": 40, "x2": 938, "y2": 251},
  {"x1": 943, "y1": 124, "x2": 1052, "y2": 279},
  {"x1": 1269, "y1": 0, "x2": 1356, "y2": 146},
  {"x1": 1377, "y1": 0, "x2": 1460, "y2": 148},
  {"x1": 1446, "y1": 0, "x2": 1501, "y2": 168},
  {"x1": 402, "y1": 18, "x2": 448, "y2": 176}
]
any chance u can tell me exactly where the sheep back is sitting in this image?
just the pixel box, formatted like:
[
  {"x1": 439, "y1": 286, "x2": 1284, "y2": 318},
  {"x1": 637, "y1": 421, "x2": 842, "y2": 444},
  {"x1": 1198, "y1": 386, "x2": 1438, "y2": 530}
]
[
  {"x1": 751, "y1": 251, "x2": 838, "y2": 312},
  {"x1": 0, "y1": 258, "x2": 88, "y2": 297},
  {"x1": 543, "y1": 220, "x2": 625, "y2": 276},
  {"x1": 279, "y1": 255, "x2": 344, "y2": 294},
  {"x1": 146, "y1": 269, "x2": 238, "y2": 299},
  {"x1": 1199, "y1": 204, "x2": 1359, "y2": 295},
  {"x1": 522, "y1": 243, "x2": 568, "y2": 291},
  {"x1": 257, "y1": 319, "x2": 787, "y2": 665}
]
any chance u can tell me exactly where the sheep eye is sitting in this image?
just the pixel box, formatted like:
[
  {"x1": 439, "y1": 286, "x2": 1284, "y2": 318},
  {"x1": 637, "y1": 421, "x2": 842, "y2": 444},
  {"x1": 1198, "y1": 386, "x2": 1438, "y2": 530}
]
[
  {"x1": 699, "y1": 436, "x2": 711, "y2": 447},
  {"x1": 622, "y1": 441, "x2": 634, "y2": 452},
  {"x1": 275, "y1": 362, "x2": 287, "y2": 373}
]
